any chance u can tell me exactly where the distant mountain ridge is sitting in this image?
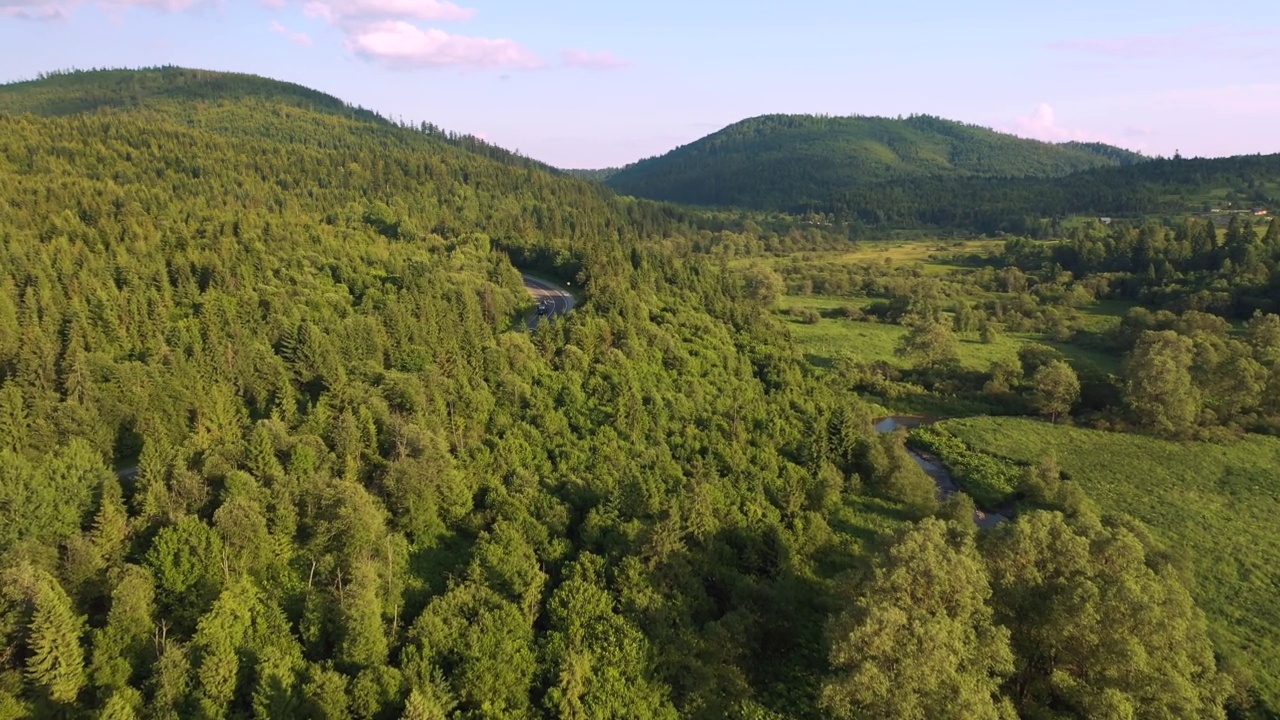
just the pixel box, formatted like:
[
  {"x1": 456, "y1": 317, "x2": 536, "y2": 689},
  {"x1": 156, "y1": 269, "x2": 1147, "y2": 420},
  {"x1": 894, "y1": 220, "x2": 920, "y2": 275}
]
[
  {"x1": 10, "y1": 68, "x2": 1270, "y2": 237},
  {"x1": 564, "y1": 167, "x2": 622, "y2": 183},
  {"x1": 600, "y1": 113, "x2": 1148, "y2": 211}
]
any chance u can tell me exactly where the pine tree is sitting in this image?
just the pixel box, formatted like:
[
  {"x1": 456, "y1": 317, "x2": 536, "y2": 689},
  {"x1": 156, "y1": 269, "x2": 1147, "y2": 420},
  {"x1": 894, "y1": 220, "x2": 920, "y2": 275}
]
[
  {"x1": 246, "y1": 422, "x2": 285, "y2": 486},
  {"x1": 0, "y1": 385, "x2": 29, "y2": 454},
  {"x1": 58, "y1": 317, "x2": 92, "y2": 405},
  {"x1": 25, "y1": 577, "x2": 88, "y2": 704},
  {"x1": 89, "y1": 565, "x2": 157, "y2": 692},
  {"x1": 92, "y1": 474, "x2": 131, "y2": 566},
  {"x1": 148, "y1": 642, "x2": 193, "y2": 720},
  {"x1": 337, "y1": 560, "x2": 388, "y2": 670},
  {"x1": 100, "y1": 687, "x2": 143, "y2": 720},
  {"x1": 300, "y1": 664, "x2": 352, "y2": 720},
  {"x1": 401, "y1": 682, "x2": 454, "y2": 720}
]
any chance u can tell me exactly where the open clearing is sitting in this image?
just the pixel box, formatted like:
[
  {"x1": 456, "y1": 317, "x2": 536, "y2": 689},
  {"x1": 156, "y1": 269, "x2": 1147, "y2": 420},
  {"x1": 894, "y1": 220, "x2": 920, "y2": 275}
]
[{"x1": 778, "y1": 296, "x2": 1122, "y2": 376}]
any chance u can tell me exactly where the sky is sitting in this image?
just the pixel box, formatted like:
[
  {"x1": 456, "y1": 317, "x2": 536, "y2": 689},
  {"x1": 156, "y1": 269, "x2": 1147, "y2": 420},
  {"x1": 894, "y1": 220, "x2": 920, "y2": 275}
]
[{"x1": 1, "y1": 0, "x2": 1278, "y2": 168}]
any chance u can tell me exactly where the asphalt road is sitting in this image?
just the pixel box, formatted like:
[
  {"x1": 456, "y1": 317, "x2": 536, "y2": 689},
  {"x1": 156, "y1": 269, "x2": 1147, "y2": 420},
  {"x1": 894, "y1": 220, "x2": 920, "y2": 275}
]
[{"x1": 522, "y1": 273, "x2": 576, "y2": 328}]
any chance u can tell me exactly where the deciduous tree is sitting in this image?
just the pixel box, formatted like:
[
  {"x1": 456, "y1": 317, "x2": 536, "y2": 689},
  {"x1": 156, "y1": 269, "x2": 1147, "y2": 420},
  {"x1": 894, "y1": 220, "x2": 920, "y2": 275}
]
[
  {"x1": 895, "y1": 317, "x2": 960, "y2": 368},
  {"x1": 1125, "y1": 330, "x2": 1200, "y2": 436},
  {"x1": 1030, "y1": 360, "x2": 1079, "y2": 422},
  {"x1": 822, "y1": 519, "x2": 1014, "y2": 720}
]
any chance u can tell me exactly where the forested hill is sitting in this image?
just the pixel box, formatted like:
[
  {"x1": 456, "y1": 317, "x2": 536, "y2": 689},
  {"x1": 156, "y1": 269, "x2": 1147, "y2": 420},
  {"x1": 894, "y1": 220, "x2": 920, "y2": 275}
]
[
  {"x1": 0, "y1": 66, "x2": 555, "y2": 172},
  {"x1": 0, "y1": 66, "x2": 386, "y2": 122},
  {"x1": 603, "y1": 113, "x2": 1147, "y2": 209}
]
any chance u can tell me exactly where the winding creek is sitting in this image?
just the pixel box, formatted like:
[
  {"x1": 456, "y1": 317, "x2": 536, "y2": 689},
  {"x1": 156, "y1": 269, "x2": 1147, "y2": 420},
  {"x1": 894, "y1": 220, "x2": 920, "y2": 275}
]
[{"x1": 873, "y1": 416, "x2": 1009, "y2": 529}]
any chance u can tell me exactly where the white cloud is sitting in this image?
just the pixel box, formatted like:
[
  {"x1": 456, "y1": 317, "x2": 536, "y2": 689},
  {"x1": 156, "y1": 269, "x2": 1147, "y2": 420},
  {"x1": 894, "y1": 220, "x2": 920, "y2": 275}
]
[
  {"x1": 346, "y1": 20, "x2": 541, "y2": 70},
  {"x1": 280, "y1": 0, "x2": 539, "y2": 71},
  {"x1": 270, "y1": 19, "x2": 311, "y2": 46}
]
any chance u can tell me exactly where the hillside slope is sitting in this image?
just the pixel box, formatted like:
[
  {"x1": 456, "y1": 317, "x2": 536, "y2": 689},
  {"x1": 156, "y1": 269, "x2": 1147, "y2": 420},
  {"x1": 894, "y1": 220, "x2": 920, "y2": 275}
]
[
  {"x1": 0, "y1": 66, "x2": 389, "y2": 124},
  {"x1": 0, "y1": 66, "x2": 555, "y2": 172},
  {"x1": 0, "y1": 66, "x2": 900, "y2": 720},
  {"x1": 604, "y1": 113, "x2": 1146, "y2": 210}
]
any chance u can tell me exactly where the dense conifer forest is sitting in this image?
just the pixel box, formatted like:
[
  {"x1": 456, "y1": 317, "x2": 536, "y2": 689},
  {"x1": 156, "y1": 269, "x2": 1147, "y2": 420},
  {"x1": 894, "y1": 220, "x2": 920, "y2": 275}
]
[{"x1": 0, "y1": 68, "x2": 1265, "y2": 719}]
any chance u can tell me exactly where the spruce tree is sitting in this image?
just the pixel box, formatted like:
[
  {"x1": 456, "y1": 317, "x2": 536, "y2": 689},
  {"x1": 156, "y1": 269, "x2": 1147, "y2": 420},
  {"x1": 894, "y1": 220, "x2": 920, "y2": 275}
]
[{"x1": 25, "y1": 578, "x2": 87, "y2": 704}]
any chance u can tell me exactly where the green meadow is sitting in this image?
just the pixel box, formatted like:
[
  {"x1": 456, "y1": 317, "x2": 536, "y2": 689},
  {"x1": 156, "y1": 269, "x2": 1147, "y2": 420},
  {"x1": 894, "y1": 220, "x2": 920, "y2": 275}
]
[{"x1": 778, "y1": 295, "x2": 1123, "y2": 376}]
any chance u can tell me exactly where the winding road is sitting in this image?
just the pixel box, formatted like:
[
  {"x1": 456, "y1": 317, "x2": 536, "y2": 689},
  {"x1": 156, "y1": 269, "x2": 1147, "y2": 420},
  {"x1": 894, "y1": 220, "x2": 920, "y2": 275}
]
[{"x1": 522, "y1": 273, "x2": 576, "y2": 328}]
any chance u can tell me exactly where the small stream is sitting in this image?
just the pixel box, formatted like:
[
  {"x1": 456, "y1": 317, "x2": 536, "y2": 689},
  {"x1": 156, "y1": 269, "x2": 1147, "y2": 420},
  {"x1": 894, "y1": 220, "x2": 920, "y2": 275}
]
[{"x1": 874, "y1": 416, "x2": 1008, "y2": 529}]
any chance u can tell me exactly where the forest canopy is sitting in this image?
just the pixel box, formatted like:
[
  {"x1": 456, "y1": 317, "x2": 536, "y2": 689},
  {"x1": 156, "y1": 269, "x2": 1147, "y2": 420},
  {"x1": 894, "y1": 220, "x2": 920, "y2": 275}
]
[{"x1": 0, "y1": 68, "x2": 1261, "y2": 719}]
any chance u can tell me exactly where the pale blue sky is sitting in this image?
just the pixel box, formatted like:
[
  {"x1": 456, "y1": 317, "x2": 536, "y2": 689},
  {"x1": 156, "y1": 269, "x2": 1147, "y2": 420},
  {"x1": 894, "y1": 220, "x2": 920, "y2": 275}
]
[{"x1": 1, "y1": 0, "x2": 1277, "y2": 167}]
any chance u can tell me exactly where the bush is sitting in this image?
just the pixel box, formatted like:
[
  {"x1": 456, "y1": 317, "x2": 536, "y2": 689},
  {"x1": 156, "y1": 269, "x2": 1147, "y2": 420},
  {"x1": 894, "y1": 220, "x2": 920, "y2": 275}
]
[{"x1": 908, "y1": 426, "x2": 1022, "y2": 507}]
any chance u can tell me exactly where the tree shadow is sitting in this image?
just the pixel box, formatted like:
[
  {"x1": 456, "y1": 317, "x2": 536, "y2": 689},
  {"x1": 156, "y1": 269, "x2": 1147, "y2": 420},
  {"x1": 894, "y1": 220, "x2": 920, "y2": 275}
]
[{"x1": 403, "y1": 532, "x2": 475, "y2": 621}]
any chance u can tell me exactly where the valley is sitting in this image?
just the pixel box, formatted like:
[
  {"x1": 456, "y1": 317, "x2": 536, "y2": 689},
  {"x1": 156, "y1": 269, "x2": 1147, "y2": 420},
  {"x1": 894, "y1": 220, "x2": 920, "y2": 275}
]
[{"x1": 0, "y1": 66, "x2": 1276, "y2": 720}]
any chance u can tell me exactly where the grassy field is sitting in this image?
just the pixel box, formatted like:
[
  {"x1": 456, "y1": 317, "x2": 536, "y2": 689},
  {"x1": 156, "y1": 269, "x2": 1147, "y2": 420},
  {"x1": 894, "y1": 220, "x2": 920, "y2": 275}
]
[
  {"x1": 734, "y1": 238, "x2": 1004, "y2": 273},
  {"x1": 938, "y1": 416, "x2": 1280, "y2": 711},
  {"x1": 777, "y1": 294, "x2": 878, "y2": 313},
  {"x1": 778, "y1": 296, "x2": 1122, "y2": 376},
  {"x1": 1074, "y1": 298, "x2": 1134, "y2": 334},
  {"x1": 776, "y1": 238, "x2": 1004, "y2": 275}
]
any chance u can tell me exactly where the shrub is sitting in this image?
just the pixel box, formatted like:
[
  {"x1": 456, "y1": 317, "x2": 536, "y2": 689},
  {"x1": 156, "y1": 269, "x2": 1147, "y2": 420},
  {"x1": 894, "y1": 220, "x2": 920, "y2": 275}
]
[{"x1": 908, "y1": 426, "x2": 1022, "y2": 507}]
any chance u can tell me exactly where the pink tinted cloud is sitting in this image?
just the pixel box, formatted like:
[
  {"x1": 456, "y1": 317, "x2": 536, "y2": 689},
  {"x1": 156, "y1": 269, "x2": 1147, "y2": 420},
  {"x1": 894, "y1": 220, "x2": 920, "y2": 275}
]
[
  {"x1": 561, "y1": 49, "x2": 630, "y2": 70},
  {"x1": 1001, "y1": 103, "x2": 1106, "y2": 144},
  {"x1": 347, "y1": 20, "x2": 542, "y2": 70},
  {"x1": 1, "y1": 0, "x2": 209, "y2": 19},
  {"x1": 302, "y1": 0, "x2": 472, "y2": 24},
  {"x1": 108, "y1": 0, "x2": 203, "y2": 8},
  {"x1": 270, "y1": 19, "x2": 311, "y2": 46},
  {"x1": 0, "y1": 0, "x2": 70, "y2": 20}
]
